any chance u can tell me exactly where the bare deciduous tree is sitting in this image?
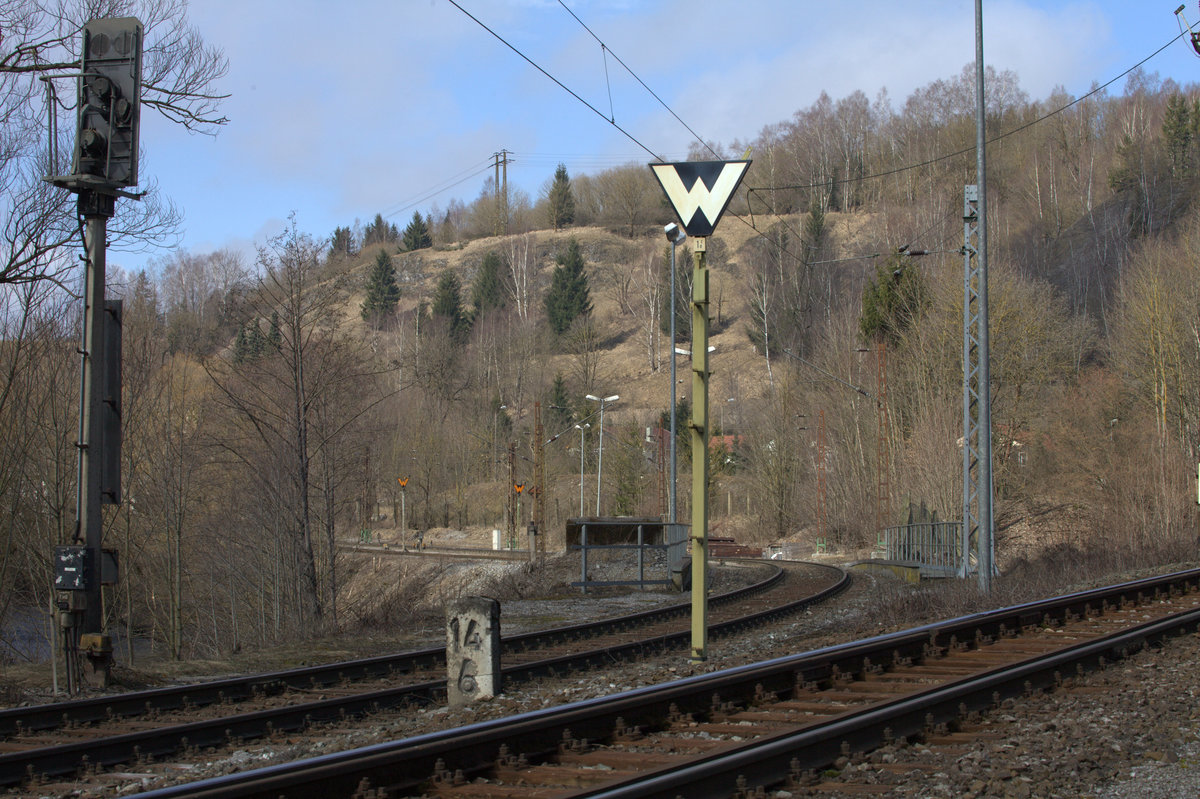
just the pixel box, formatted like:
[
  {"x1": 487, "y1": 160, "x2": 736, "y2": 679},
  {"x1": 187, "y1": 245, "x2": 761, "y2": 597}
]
[{"x1": 0, "y1": 1, "x2": 228, "y2": 286}]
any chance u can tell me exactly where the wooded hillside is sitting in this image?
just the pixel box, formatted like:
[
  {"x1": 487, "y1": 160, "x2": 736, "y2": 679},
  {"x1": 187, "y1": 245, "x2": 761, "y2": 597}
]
[{"x1": 3, "y1": 64, "x2": 1200, "y2": 663}]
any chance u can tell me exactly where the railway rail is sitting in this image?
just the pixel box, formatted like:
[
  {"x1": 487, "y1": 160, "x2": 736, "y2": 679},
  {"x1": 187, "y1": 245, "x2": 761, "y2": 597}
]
[
  {"x1": 0, "y1": 560, "x2": 846, "y2": 790},
  {"x1": 124, "y1": 567, "x2": 1200, "y2": 799}
]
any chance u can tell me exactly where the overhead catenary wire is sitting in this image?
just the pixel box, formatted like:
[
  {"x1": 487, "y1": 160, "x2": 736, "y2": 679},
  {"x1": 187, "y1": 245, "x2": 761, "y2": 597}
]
[
  {"x1": 445, "y1": 0, "x2": 662, "y2": 162},
  {"x1": 551, "y1": 2, "x2": 810, "y2": 257},
  {"x1": 449, "y1": 2, "x2": 1182, "y2": 271},
  {"x1": 555, "y1": 0, "x2": 720, "y2": 161},
  {"x1": 446, "y1": 1, "x2": 812, "y2": 265},
  {"x1": 753, "y1": 29, "x2": 1187, "y2": 195}
]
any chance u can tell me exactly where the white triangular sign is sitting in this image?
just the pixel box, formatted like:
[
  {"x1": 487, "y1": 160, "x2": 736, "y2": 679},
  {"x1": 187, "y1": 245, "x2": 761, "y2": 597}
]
[{"x1": 650, "y1": 160, "x2": 750, "y2": 237}]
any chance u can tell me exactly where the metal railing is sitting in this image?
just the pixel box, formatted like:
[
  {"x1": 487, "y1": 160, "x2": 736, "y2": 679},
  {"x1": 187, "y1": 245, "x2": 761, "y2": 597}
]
[{"x1": 879, "y1": 521, "x2": 971, "y2": 577}]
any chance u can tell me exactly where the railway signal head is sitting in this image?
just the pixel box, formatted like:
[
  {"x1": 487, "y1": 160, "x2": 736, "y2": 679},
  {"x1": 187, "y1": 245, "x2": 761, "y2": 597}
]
[{"x1": 73, "y1": 17, "x2": 142, "y2": 187}]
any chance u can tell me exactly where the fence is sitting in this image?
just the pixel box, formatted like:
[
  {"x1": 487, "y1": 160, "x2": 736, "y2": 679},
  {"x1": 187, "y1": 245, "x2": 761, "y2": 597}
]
[{"x1": 879, "y1": 521, "x2": 969, "y2": 578}]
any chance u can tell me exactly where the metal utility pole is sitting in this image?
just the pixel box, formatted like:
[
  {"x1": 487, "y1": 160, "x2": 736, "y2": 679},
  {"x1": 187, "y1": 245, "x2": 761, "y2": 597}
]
[
  {"x1": 665, "y1": 223, "x2": 686, "y2": 524},
  {"x1": 575, "y1": 423, "x2": 589, "y2": 516},
  {"x1": 817, "y1": 409, "x2": 827, "y2": 544},
  {"x1": 586, "y1": 394, "x2": 619, "y2": 514},
  {"x1": 876, "y1": 339, "x2": 892, "y2": 533},
  {"x1": 961, "y1": 0, "x2": 994, "y2": 591}
]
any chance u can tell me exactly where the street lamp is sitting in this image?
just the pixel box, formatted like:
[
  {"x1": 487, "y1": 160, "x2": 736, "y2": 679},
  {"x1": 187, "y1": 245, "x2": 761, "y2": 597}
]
[
  {"x1": 574, "y1": 423, "x2": 590, "y2": 516},
  {"x1": 585, "y1": 393, "x2": 619, "y2": 515},
  {"x1": 665, "y1": 223, "x2": 685, "y2": 523}
]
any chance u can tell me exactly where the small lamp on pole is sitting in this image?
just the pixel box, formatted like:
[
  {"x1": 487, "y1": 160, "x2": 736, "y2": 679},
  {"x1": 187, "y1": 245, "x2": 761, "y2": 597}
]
[{"x1": 585, "y1": 394, "x2": 619, "y2": 515}]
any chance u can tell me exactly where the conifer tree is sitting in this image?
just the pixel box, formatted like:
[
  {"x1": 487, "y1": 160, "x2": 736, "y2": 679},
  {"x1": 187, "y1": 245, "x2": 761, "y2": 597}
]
[
  {"x1": 1163, "y1": 93, "x2": 1193, "y2": 178},
  {"x1": 402, "y1": 211, "x2": 433, "y2": 251},
  {"x1": 245, "y1": 321, "x2": 266, "y2": 360},
  {"x1": 361, "y1": 249, "x2": 401, "y2": 326},
  {"x1": 859, "y1": 252, "x2": 928, "y2": 346},
  {"x1": 549, "y1": 372, "x2": 573, "y2": 429},
  {"x1": 233, "y1": 323, "x2": 249, "y2": 364},
  {"x1": 547, "y1": 163, "x2": 576, "y2": 231},
  {"x1": 432, "y1": 269, "x2": 469, "y2": 343},
  {"x1": 545, "y1": 238, "x2": 592, "y2": 335},
  {"x1": 363, "y1": 213, "x2": 398, "y2": 246},
  {"x1": 268, "y1": 311, "x2": 282, "y2": 350},
  {"x1": 329, "y1": 225, "x2": 357, "y2": 258},
  {"x1": 471, "y1": 251, "x2": 506, "y2": 317}
]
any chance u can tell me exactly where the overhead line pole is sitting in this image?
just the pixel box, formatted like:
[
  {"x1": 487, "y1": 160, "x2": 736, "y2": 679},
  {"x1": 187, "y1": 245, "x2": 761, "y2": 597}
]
[{"x1": 962, "y1": 0, "x2": 994, "y2": 590}]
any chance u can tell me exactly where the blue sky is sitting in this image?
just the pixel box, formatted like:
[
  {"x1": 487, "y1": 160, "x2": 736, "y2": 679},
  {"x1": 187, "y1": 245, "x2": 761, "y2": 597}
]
[{"x1": 121, "y1": 1, "x2": 1200, "y2": 274}]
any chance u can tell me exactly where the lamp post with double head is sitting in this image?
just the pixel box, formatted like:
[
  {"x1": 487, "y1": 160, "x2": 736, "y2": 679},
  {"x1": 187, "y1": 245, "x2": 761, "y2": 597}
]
[{"x1": 585, "y1": 394, "x2": 619, "y2": 515}]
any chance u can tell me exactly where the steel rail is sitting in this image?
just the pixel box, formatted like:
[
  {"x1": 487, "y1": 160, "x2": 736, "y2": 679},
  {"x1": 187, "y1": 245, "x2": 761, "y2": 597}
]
[
  {"x1": 125, "y1": 567, "x2": 1200, "y2": 799},
  {"x1": 576, "y1": 605, "x2": 1200, "y2": 797},
  {"x1": 0, "y1": 560, "x2": 792, "y2": 739},
  {"x1": 0, "y1": 562, "x2": 845, "y2": 788}
]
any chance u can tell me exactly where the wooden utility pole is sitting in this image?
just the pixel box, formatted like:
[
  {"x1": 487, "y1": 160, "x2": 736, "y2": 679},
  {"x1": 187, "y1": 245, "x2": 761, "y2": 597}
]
[
  {"x1": 533, "y1": 402, "x2": 545, "y2": 558},
  {"x1": 506, "y1": 442, "x2": 516, "y2": 547}
]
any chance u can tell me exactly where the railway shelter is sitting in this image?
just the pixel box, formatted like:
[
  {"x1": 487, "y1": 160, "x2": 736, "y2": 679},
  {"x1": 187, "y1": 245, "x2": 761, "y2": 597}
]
[{"x1": 565, "y1": 517, "x2": 687, "y2": 592}]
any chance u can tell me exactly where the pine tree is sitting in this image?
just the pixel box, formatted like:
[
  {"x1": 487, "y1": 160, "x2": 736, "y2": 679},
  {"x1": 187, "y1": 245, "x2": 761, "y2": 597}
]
[
  {"x1": 245, "y1": 321, "x2": 266, "y2": 360},
  {"x1": 361, "y1": 250, "x2": 401, "y2": 326},
  {"x1": 545, "y1": 238, "x2": 592, "y2": 335},
  {"x1": 233, "y1": 323, "x2": 249, "y2": 364},
  {"x1": 549, "y1": 372, "x2": 572, "y2": 429},
  {"x1": 432, "y1": 269, "x2": 469, "y2": 343},
  {"x1": 402, "y1": 210, "x2": 433, "y2": 251},
  {"x1": 363, "y1": 213, "x2": 397, "y2": 246},
  {"x1": 1163, "y1": 93, "x2": 1193, "y2": 178},
  {"x1": 268, "y1": 311, "x2": 282, "y2": 349},
  {"x1": 546, "y1": 163, "x2": 576, "y2": 231},
  {"x1": 471, "y1": 251, "x2": 506, "y2": 317},
  {"x1": 329, "y1": 225, "x2": 357, "y2": 258},
  {"x1": 859, "y1": 252, "x2": 928, "y2": 346},
  {"x1": 437, "y1": 210, "x2": 457, "y2": 246}
]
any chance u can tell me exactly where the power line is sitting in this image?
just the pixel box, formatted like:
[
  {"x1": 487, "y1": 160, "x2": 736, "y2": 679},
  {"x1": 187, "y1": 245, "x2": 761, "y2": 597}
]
[
  {"x1": 555, "y1": 0, "x2": 720, "y2": 160},
  {"x1": 550, "y1": 2, "x2": 808, "y2": 257},
  {"x1": 445, "y1": 0, "x2": 663, "y2": 162},
  {"x1": 380, "y1": 159, "x2": 495, "y2": 221},
  {"x1": 753, "y1": 29, "x2": 1187, "y2": 194},
  {"x1": 449, "y1": 1, "x2": 809, "y2": 263}
]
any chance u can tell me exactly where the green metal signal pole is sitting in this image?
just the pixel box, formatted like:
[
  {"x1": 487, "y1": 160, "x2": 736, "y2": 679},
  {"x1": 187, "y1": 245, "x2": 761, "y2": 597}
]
[
  {"x1": 48, "y1": 16, "x2": 143, "y2": 692},
  {"x1": 77, "y1": 190, "x2": 117, "y2": 689},
  {"x1": 689, "y1": 238, "x2": 710, "y2": 662}
]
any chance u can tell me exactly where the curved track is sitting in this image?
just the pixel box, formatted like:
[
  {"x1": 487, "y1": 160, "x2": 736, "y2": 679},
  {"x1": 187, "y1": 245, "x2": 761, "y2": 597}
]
[
  {"x1": 122, "y1": 567, "x2": 1200, "y2": 799},
  {"x1": 0, "y1": 560, "x2": 847, "y2": 790}
]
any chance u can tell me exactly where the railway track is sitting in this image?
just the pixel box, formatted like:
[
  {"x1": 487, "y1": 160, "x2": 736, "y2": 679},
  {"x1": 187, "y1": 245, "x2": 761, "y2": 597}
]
[
  {"x1": 121, "y1": 567, "x2": 1200, "y2": 799},
  {"x1": 0, "y1": 560, "x2": 846, "y2": 791}
]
